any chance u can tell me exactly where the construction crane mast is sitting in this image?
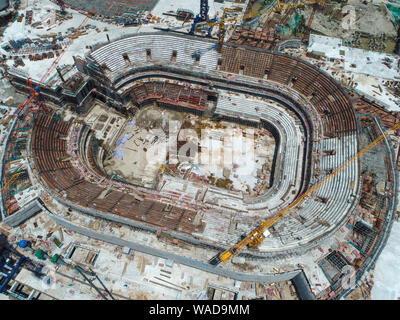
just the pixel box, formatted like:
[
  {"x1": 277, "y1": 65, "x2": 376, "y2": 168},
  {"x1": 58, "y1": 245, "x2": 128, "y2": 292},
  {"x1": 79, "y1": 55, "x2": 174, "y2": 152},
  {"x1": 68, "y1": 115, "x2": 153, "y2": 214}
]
[
  {"x1": 189, "y1": 0, "x2": 210, "y2": 35},
  {"x1": 191, "y1": 6, "x2": 244, "y2": 52},
  {"x1": 199, "y1": 0, "x2": 209, "y2": 21},
  {"x1": 209, "y1": 122, "x2": 400, "y2": 265},
  {"x1": 218, "y1": 8, "x2": 229, "y2": 53}
]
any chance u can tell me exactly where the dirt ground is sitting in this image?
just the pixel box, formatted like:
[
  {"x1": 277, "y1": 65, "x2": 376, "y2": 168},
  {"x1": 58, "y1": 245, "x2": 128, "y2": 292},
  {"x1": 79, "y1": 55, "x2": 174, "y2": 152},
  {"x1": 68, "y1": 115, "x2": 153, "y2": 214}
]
[
  {"x1": 305, "y1": 1, "x2": 396, "y2": 39},
  {"x1": 103, "y1": 104, "x2": 184, "y2": 188}
]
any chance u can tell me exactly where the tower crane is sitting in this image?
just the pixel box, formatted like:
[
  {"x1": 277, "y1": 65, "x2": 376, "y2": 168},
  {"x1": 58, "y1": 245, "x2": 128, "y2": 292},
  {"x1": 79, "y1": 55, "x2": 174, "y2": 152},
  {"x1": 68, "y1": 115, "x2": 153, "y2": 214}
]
[
  {"x1": 217, "y1": 7, "x2": 241, "y2": 53},
  {"x1": 189, "y1": 0, "x2": 324, "y2": 53},
  {"x1": 209, "y1": 122, "x2": 400, "y2": 265},
  {"x1": 189, "y1": 0, "x2": 246, "y2": 39},
  {"x1": 16, "y1": 8, "x2": 95, "y2": 119}
]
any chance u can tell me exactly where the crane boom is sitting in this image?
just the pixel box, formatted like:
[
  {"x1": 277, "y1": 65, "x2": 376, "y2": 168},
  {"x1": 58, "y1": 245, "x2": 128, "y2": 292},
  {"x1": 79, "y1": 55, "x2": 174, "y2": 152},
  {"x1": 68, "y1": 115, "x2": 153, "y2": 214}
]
[
  {"x1": 210, "y1": 122, "x2": 400, "y2": 265},
  {"x1": 189, "y1": 0, "x2": 210, "y2": 35},
  {"x1": 1, "y1": 172, "x2": 21, "y2": 193},
  {"x1": 16, "y1": 8, "x2": 94, "y2": 119},
  {"x1": 39, "y1": 8, "x2": 94, "y2": 86}
]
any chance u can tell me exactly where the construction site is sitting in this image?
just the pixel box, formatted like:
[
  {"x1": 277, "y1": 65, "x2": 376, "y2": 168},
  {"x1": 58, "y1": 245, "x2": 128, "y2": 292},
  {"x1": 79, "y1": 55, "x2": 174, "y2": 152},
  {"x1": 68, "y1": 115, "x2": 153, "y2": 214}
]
[
  {"x1": 100, "y1": 101, "x2": 277, "y2": 193},
  {"x1": 0, "y1": 0, "x2": 399, "y2": 303}
]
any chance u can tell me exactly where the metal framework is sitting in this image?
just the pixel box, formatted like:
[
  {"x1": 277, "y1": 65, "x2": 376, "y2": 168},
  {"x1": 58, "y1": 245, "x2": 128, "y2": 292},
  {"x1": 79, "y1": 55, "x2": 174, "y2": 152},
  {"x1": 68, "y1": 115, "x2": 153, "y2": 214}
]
[{"x1": 199, "y1": 0, "x2": 209, "y2": 21}]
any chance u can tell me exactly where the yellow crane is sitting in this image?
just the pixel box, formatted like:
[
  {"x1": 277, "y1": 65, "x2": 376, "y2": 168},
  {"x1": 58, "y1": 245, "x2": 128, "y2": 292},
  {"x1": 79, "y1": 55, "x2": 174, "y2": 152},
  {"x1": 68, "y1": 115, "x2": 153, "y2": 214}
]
[
  {"x1": 209, "y1": 122, "x2": 400, "y2": 265},
  {"x1": 271, "y1": 0, "x2": 325, "y2": 13},
  {"x1": 1, "y1": 172, "x2": 21, "y2": 194},
  {"x1": 159, "y1": 164, "x2": 176, "y2": 176},
  {"x1": 217, "y1": 8, "x2": 235, "y2": 53}
]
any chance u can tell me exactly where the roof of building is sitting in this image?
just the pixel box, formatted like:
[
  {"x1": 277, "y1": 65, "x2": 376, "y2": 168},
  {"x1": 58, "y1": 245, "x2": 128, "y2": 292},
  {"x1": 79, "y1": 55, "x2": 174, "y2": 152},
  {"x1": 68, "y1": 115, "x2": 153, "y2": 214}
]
[{"x1": 292, "y1": 271, "x2": 315, "y2": 300}]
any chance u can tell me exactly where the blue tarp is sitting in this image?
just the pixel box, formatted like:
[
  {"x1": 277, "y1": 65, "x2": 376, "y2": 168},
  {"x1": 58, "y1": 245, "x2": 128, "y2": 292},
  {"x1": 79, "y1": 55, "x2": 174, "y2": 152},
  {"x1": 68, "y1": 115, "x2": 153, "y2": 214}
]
[
  {"x1": 113, "y1": 148, "x2": 124, "y2": 160},
  {"x1": 114, "y1": 133, "x2": 133, "y2": 159},
  {"x1": 116, "y1": 133, "x2": 132, "y2": 147}
]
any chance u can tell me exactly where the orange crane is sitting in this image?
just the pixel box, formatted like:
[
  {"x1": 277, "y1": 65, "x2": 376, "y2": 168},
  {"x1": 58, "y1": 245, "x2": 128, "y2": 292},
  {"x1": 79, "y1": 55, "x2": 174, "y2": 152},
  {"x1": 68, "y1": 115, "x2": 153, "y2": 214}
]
[
  {"x1": 1, "y1": 172, "x2": 21, "y2": 194},
  {"x1": 209, "y1": 122, "x2": 400, "y2": 265},
  {"x1": 24, "y1": 78, "x2": 50, "y2": 114},
  {"x1": 16, "y1": 90, "x2": 35, "y2": 119},
  {"x1": 26, "y1": 78, "x2": 36, "y2": 97},
  {"x1": 16, "y1": 8, "x2": 95, "y2": 119}
]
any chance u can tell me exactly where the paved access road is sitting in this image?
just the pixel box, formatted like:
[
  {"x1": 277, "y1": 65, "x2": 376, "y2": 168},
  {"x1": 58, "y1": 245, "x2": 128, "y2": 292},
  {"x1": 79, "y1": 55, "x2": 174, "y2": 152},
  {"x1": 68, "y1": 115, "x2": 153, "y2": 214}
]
[{"x1": 43, "y1": 206, "x2": 301, "y2": 283}]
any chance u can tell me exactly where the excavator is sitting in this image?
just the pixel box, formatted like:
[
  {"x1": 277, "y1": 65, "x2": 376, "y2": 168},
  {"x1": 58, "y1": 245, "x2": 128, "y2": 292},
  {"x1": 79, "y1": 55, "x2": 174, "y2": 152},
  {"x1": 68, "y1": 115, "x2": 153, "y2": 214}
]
[{"x1": 209, "y1": 122, "x2": 400, "y2": 265}]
